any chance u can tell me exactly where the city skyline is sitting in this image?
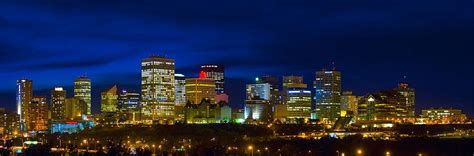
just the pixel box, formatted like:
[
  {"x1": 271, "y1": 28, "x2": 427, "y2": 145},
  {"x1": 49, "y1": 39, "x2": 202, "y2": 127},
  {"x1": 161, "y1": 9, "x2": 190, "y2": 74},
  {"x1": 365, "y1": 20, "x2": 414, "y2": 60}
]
[{"x1": 0, "y1": 0, "x2": 472, "y2": 116}]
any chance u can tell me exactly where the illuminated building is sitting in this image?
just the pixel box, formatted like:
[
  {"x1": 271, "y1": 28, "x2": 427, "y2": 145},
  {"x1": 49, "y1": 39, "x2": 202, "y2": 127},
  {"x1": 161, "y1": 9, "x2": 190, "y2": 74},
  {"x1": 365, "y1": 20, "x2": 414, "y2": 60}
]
[
  {"x1": 215, "y1": 93, "x2": 229, "y2": 104},
  {"x1": 175, "y1": 74, "x2": 186, "y2": 106},
  {"x1": 421, "y1": 108, "x2": 467, "y2": 124},
  {"x1": 394, "y1": 82, "x2": 415, "y2": 117},
  {"x1": 185, "y1": 78, "x2": 216, "y2": 104},
  {"x1": 358, "y1": 92, "x2": 398, "y2": 121},
  {"x1": 286, "y1": 89, "x2": 312, "y2": 122},
  {"x1": 16, "y1": 79, "x2": 32, "y2": 132},
  {"x1": 283, "y1": 76, "x2": 307, "y2": 90},
  {"x1": 29, "y1": 96, "x2": 49, "y2": 132},
  {"x1": 274, "y1": 104, "x2": 288, "y2": 121},
  {"x1": 65, "y1": 98, "x2": 85, "y2": 120},
  {"x1": 256, "y1": 76, "x2": 282, "y2": 105},
  {"x1": 118, "y1": 90, "x2": 140, "y2": 111},
  {"x1": 74, "y1": 76, "x2": 91, "y2": 115},
  {"x1": 51, "y1": 87, "x2": 66, "y2": 121},
  {"x1": 246, "y1": 83, "x2": 271, "y2": 101},
  {"x1": 314, "y1": 69, "x2": 341, "y2": 121},
  {"x1": 50, "y1": 120, "x2": 94, "y2": 134},
  {"x1": 141, "y1": 55, "x2": 176, "y2": 122},
  {"x1": 200, "y1": 65, "x2": 225, "y2": 94},
  {"x1": 0, "y1": 108, "x2": 20, "y2": 136},
  {"x1": 184, "y1": 100, "x2": 231, "y2": 124},
  {"x1": 341, "y1": 91, "x2": 358, "y2": 117},
  {"x1": 101, "y1": 85, "x2": 118, "y2": 113}
]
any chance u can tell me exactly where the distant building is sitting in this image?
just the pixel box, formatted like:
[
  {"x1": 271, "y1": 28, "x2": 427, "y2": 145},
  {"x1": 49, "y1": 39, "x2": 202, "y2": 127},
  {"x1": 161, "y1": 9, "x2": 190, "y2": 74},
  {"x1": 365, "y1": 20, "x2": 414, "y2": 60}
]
[
  {"x1": 286, "y1": 89, "x2": 312, "y2": 122},
  {"x1": 256, "y1": 76, "x2": 282, "y2": 105},
  {"x1": 175, "y1": 74, "x2": 186, "y2": 106},
  {"x1": 29, "y1": 96, "x2": 49, "y2": 132},
  {"x1": 246, "y1": 83, "x2": 271, "y2": 101},
  {"x1": 118, "y1": 90, "x2": 140, "y2": 111},
  {"x1": 0, "y1": 108, "x2": 20, "y2": 136},
  {"x1": 273, "y1": 104, "x2": 288, "y2": 122},
  {"x1": 200, "y1": 65, "x2": 225, "y2": 94},
  {"x1": 314, "y1": 69, "x2": 341, "y2": 121},
  {"x1": 394, "y1": 82, "x2": 415, "y2": 117},
  {"x1": 16, "y1": 79, "x2": 32, "y2": 132},
  {"x1": 185, "y1": 78, "x2": 216, "y2": 104},
  {"x1": 358, "y1": 92, "x2": 399, "y2": 121},
  {"x1": 341, "y1": 91, "x2": 358, "y2": 117},
  {"x1": 65, "y1": 98, "x2": 85, "y2": 120},
  {"x1": 141, "y1": 55, "x2": 176, "y2": 122},
  {"x1": 101, "y1": 85, "x2": 118, "y2": 113},
  {"x1": 51, "y1": 87, "x2": 66, "y2": 121},
  {"x1": 184, "y1": 100, "x2": 231, "y2": 124},
  {"x1": 74, "y1": 76, "x2": 91, "y2": 115},
  {"x1": 420, "y1": 108, "x2": 467, "y2": 124},
  {"x1": 244, "y1": 99, "x2": 272, "y2": 123},
  {"x1": 215, "y1": 93, "x2": 229, "y2": 104}
]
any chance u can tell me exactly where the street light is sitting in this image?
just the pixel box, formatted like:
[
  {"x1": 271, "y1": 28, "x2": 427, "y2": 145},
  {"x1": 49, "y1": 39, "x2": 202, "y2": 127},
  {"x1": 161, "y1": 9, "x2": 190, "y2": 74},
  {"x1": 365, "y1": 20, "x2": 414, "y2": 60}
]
[
  {"x1": 357, "y1": 149, "x2": 363, "y2": 155},
  {"x1": 386, "y1": 151, "x2": 391, "y2": 155},
  {"x1": 248, "y1": 146, "x2": 254, "y2": 156}
]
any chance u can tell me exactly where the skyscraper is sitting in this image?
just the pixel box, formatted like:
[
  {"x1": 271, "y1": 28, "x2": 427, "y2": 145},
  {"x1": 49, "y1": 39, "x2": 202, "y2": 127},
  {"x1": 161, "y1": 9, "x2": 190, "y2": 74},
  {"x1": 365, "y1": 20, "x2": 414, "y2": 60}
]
[
  {"x1": 51, "y1": 87, "x2": 66, "y2": 121},
  {"x1": 314, "y1": 69, "x2": 341, "y2": 121},
  {"x1": 175, "y1": 74, "x2": 186, "y2": 106},
  {"x1": 256, "y1": 76, "x2": 281, "y2": 105},
  {"x1": 341, "y1": 91, "x2": 358, "y2": 117},
  {"x1": 394, "y1": 82, "x2": 415, "y2": 117},
  {"x1": 185, "y1": 78, "x2": 216, "y2": 104},
  {"x1": 118, "y1": 90, "x2": 140, "y2": 111},
  {"x1": 65, "y1": 98, "x2": 85, "y2": 120},
  {"x1": 282, "y1": 76, "x2": 307, "y2": 104},
  {"x1": 29, "y1": 96, "x2": 48, "y2": 132},
  {"x1": 246, "y1": 83, "x2": 271, "y2": 101},
  {"x1": 101, "y1": 85, "x2": 118, "y2": 113},
  {"x1": 16, "y1": 79, "x2": 32, "y2": 132},
  {"x1": 74, "y1": 76, "x2": 91, "y2": 115},
  {"x1": 200, "y1": 65, "x2": 225, "y2": 94},
  {"x1": 286, "y1": 89, "x2": 312, "y2": 121},
  {"x1": 141, "y1": 55, "x2": 176, "y2": 122}
]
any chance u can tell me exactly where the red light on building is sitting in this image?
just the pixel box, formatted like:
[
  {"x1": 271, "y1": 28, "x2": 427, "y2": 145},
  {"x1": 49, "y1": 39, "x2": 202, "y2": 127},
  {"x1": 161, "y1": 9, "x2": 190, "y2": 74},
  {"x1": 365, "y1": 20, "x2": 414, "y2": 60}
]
[
  {"x1": 66, "y1": 121, "x2": 78, "y2": 124},
  {"x1": 199, "y1": 71, "x2": 206, "y2": 78}
]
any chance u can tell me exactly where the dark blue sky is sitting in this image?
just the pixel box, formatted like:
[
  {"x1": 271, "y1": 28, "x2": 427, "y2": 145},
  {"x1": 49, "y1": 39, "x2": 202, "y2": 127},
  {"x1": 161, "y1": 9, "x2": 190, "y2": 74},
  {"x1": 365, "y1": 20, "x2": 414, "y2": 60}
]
[{"x1": 0, "y1": 0, "x2": 472, "y2": 115}]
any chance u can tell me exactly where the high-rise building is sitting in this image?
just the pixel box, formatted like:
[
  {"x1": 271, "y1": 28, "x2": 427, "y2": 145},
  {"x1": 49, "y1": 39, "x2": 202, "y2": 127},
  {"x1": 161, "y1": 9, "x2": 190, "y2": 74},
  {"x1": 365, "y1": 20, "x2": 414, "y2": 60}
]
[
  {"x1": 314, "y1": 69, "x2": 341, "y2": 121},
  {"x1": 246, "y1": 83, "x2": 271, "y2": 100},
  {"x1": 185, "y1": 78, "x2": 216, "y2": 104},
  {"x1": 29, "y1": 96, "x2": 49, "y2": 132},
  {"x1": 118, "y1": 90, "x2": 140, "y2": 111},
  {"x1": 200, "y1": 65, "x2": 225, "y2": 94},
  {"x1": 101, "y1": 85, "x2": 118, "y2": 113},
  {"x1": 256, "y1": 76, "x2": 282, "y2": 105},
  {"x1": 51, "y1": 87, "x2": 67, "y2": 121},
  {"x1": 16, "y1": 79, "x2": 32, "y2": 132},
  {"x1": 341, "y1": 91, "x2": 358, "y2": 117},
  {"x1": 0, "y1": 108, "x2": 20, "y2": 136},
  {"x1": 141, "y1": 55, "x2": 176, "y2": 121},
  {"x1": 175, "y1": 74, "x2": 186, "y2": 106},
  {"x1": 394, "y1": 82, "x2": 415, "y2": 117},
  {"x1": 282, "y1": 76, "x2": 307, "y2": 104},
  {"x1": 64, "y1": 98, "x2": 85, "y2": 120},
  {"x1": 358, "y1": 92, "x2": 398, "y2": 121},
  {"x1": 286, "y1": 89, "x2": 312, "y2": 121},
  {"x1": 74, "y1": 76, "x2": 91, "y2": 115}
]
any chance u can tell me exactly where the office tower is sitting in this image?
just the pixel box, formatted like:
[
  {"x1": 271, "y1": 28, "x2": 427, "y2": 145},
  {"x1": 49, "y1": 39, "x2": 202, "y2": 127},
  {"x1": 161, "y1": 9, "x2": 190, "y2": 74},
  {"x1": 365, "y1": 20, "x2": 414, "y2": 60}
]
[
  {"x1": 101, "y1": 85, "x2": 118, "y2": 113},
  {"x1": 358, "y1": 91, "x2": 399, "y2": 121},
  {"x1": 29, "y1": 96, "x2": 48, "y2": 132},
  {"x1": 65, "y1": 98, "x2": 85, "y2": 120},
  {"x1": 421, "y1": 108, "x2": 467, "y2": 124},
  {"x1": 74, "y1": 76, "x2": 91, "y2": 115},
  {"x1": 314, "y1": 69, "x2": 341, "y2": 121},
  {"x1": 175, "y1": 74, "x2": 186, "y2": 106},
  {"x1": 200, "y1": 65, "x2": 225, "y2": 94},
  {"x1": 0, "y1": 108, "x2": 20, "y2": 136},
  {"x1": 141, "y1": 55, "x2": 176, "y2": 121},
  {"x1": 341, "y1": 91, "x2": 358, "y2": 117},
  {"x1": 118, "y1": 90, "x2": 140, "y2": 111},
  {"x1": 286, "y1": 89, "x2": 312, "y2": 121},
  {"x1": 393, "y1": 82, "x2": 415, "y2": 117},
  {"x1": 282, "y1": 76, "x2": 307, "y2": 104},
  {"x1": 246, "y1": 83, "x2": 271, "y2": 100},
  {"x1": 185, "y1": 78, "x2": 216, "y2": 104},
  {"x1": 256, "y1": 76, "x2": 282, "y2": 105},
  {"x1": 16, "y1": 79, "x2": 32, "y2": 132},
  {"x1": 51, "y1": 87, "x2": 67, "y2": 121}
]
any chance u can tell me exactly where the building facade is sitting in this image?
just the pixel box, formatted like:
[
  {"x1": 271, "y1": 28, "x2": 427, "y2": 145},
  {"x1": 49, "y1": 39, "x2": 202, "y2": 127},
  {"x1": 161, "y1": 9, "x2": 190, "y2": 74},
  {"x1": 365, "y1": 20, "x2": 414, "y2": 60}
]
[
  {"x1": 118, "y1": 90, "x2": 140, "y2": 111},
  {"x1": 286, "y1": 89, "x2": 312, "y2": 121},
  {"x1": 101, "y1": 85, "x2": 118, "y2": 113},
  {"x1": 65, "y1": 98, "x2": 85, "y2": 120},
  {"x1": 74, "y1": 76, "x2": 91, "y2": 115},
  {"x1": 175, "y1": 74, "x2": 186, "y2": 106},
  {"x1": 200, "y1": 65, "x2": 225, "y2": 94},
  {"x1": 185, "y1": 78, "x2": 216, "y2": 104},
  {"x1": 341, "y1": 91, "x2": 358, "y2": 117},
  {"x1": 421, "y1": 108, "x2": 467, "y2": 124},
  {"x1": 256, "y1": 76, "x2": 282, "y2": 106},
  {"x1": 29, "y1": 96, "x2": 49, "y2": 132},
  {"x1": 246, "y1": 83, "x2": 271, "y2": 101},
  {"x1": 51, "y1": 87, "x2": 67, "y2": 121},
  {"x1": 314, "y1": 69, "x2": 341, "y2": 121},
  {"x1": 0, "y1": 108, "x2": 20, "y2": 137},
  {"x1": 16, "y1": 79, "x2": 32, "y2": 132},
  {"x1": 141, "y1": 55, "x2": 176, "y2": 122},
  {"x1": 394, "y1": 83, "x2": 415, "y2": 117}
]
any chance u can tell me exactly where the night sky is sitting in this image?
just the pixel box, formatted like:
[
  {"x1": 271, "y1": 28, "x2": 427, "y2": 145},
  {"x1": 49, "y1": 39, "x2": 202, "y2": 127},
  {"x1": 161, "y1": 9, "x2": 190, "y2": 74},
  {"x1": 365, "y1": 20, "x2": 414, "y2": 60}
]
[{"x1": 0, "y1": 1, "x2": 472, "y2": 115}]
